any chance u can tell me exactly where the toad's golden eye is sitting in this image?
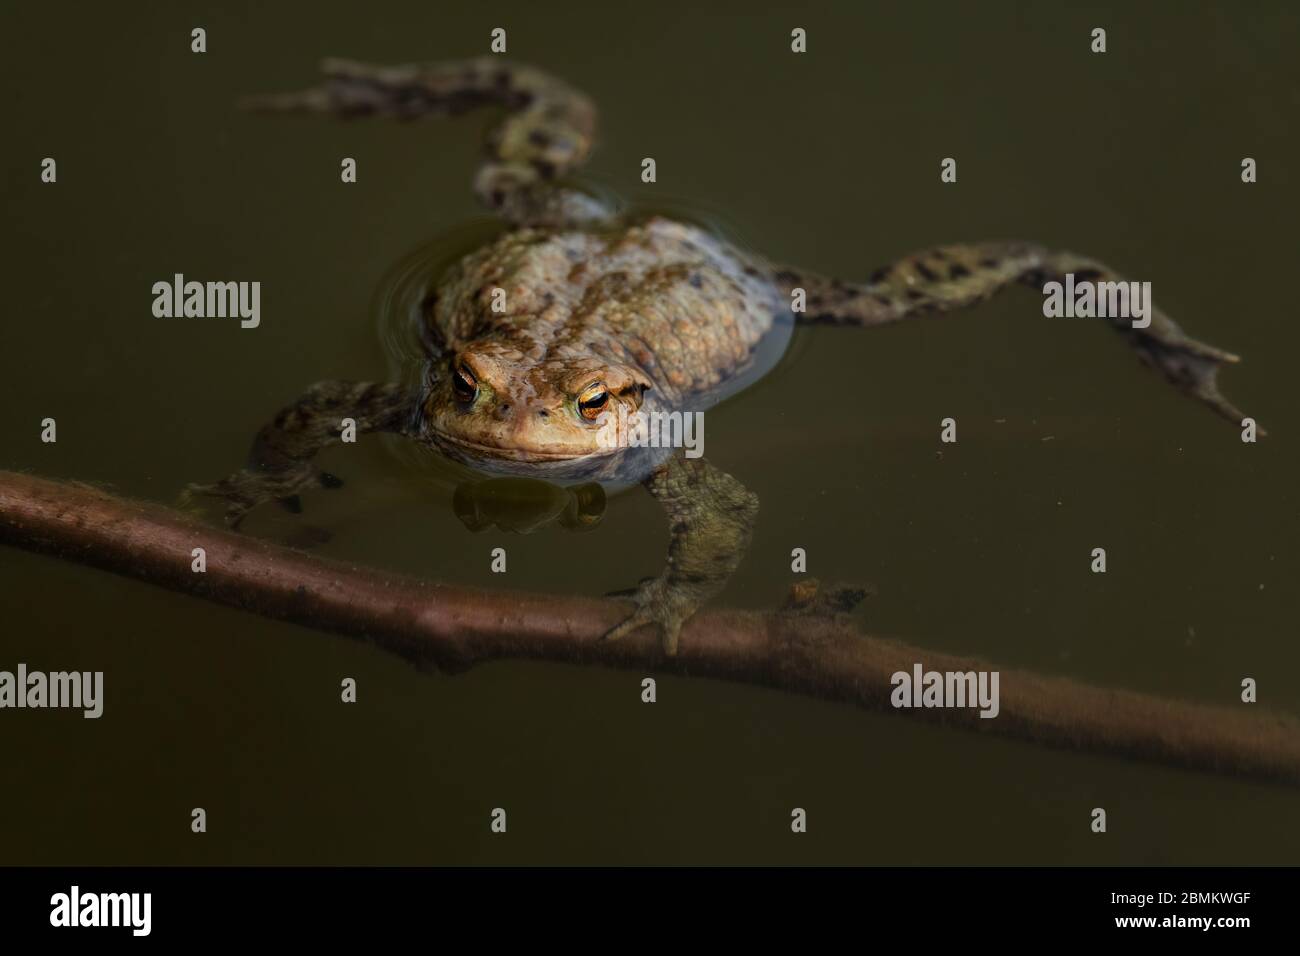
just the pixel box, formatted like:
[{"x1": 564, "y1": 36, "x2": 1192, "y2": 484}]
[
  {"x1": 452, "y1": 363, "x2": 478, "y2": 404},
  {"x1": 577, "y1": 382, "x2": 608, "y2": 421}
]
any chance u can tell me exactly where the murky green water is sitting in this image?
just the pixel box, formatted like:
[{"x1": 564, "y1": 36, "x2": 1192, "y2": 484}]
[{"x1": 2, "y1": 1, "x2": 1297, "y2": 864}]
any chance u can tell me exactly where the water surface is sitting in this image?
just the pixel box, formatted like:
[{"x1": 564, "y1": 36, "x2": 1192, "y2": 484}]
[{"x1": 1, "y1": 0, "x2": 1297, "y2": 864}]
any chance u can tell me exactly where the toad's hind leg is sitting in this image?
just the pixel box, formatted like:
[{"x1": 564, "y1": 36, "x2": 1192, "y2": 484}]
[
  {"x1": 773, "y1": 243, "x2": 1253, "y2": 429},
  {"x1": 184, "y1": 381, "x2": 418, "y2": 528},
  {"x1": 245, "y1": 58, "x2": 609, "y2": 227}
]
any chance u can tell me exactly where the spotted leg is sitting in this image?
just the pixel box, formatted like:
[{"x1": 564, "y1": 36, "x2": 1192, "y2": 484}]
[
  {"x1": 603, "y1": 453, "x2": 759, "y2": 656},
  {"x1": 773, "y1": 242, "x2": 1253, "y2": 428},
  {"x1": 244, "y1": 57, "x2": 610, "y2": 227},
  {"x1": 184, "y1": 381, "x2": 417, "y2": 528}
]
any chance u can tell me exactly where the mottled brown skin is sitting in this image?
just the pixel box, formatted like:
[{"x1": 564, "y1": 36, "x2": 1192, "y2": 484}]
[
  {"x1": 191, "y1": 57, "x2": 1251, "y2": 655},
  {"x1": 420, "y1": 218, "x2": 780, "y2": 476}
]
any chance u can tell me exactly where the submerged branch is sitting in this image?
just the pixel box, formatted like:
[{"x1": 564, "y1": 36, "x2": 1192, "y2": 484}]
[{"x1": 1, "y1": 469, "x2": 1296, "y2": 785}]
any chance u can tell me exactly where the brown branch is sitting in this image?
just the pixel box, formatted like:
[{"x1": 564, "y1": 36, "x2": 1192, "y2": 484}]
[{"x1": 2, "y1": 469, "x2": 1297, "y2": 785}]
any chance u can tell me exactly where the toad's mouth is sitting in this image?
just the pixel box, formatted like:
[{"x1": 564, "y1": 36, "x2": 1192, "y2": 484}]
[{"x1": 429, "y1": 430, "x2": 615, "y2": 463}]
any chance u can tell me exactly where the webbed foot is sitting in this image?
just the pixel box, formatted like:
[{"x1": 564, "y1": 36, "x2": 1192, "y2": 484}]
[
  {"x1": 182, "y1": 464, "x2": 344, "y2": 529},
  {"x1": 603, "y1": 573, "x2": 703, "y2": 656},
  {"x1": 1130, "y1": 330, "x2": 1256, "y2": 431}
]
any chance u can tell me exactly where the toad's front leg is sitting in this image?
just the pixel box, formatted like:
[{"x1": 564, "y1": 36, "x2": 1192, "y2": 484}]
[
  {"x1": 603, "y1": 453, "x2": 759, "y2": 656},
  {"x1": 184, "y1": 380, "x2": 418, "y2": 528}
]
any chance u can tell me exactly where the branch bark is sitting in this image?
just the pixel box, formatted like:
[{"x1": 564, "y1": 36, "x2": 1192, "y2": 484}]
[{"x1": 2, "y1": 469, "x2": 1296, "y2": 785}]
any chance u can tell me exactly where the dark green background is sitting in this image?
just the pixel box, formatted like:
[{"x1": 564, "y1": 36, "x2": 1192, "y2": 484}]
[{"x1": 2, "y1": 1, "x2": 1296, "y2": 863}]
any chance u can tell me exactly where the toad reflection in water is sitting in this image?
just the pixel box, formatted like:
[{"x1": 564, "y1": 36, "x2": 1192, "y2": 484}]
[{"x1": 190, "y1": 58, "x2": 1251, "y2": 655}]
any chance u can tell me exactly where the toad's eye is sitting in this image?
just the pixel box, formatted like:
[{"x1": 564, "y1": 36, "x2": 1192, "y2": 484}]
[
  {"x1": 452, "y1": 364, "x2": 478, "y2": 404},
  {"x1": 577, "y1": 382, "x2": 609, "y2": 421}
]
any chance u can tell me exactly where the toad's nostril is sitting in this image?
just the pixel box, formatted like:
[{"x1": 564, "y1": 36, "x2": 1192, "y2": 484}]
[
  {"x1": 537, "y1": 409, "x2": 549, "y2": 418},
  {"x1": 495, "y1": 403, "x2": 512, "y2": 420}
]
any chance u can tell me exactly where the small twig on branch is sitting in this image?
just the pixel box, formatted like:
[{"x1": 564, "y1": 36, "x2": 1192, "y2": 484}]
[{"x1": 1, "y1": 469, "x2": 1296, "y2": 785}]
